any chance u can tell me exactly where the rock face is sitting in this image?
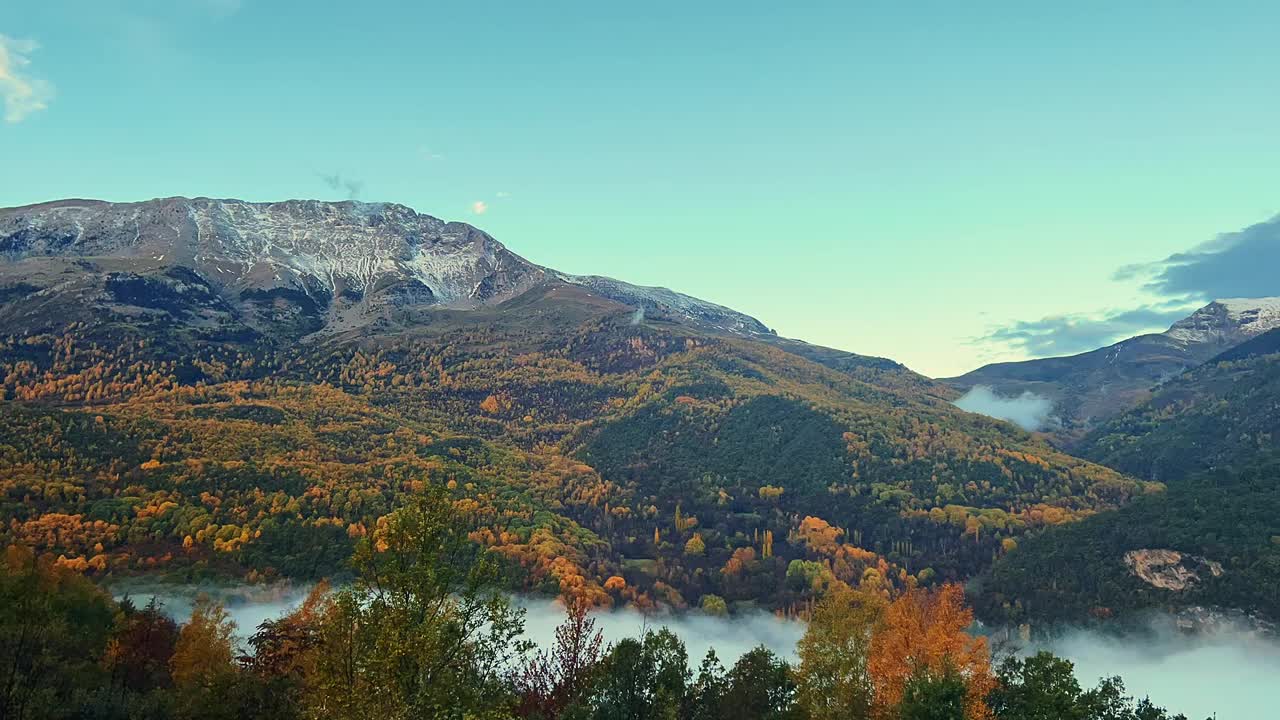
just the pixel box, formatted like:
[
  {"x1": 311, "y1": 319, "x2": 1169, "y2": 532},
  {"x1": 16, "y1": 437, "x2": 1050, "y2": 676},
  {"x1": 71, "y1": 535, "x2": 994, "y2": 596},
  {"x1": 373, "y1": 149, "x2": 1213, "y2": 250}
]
[
  {"x1": 1124, "y1": 548, "x2": 1224, "y2": 591},
  {"x1": 0, "y1": 197, "x2": 773, "y2": 339},
  {"x1": 946, "y1": 298, "x2": 1280, "y2": 434}
]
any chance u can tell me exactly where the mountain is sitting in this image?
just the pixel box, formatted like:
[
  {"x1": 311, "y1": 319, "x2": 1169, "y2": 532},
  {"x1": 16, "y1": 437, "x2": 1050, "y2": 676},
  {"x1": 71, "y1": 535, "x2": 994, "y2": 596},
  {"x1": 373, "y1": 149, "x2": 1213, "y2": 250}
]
[
  {"x1": 978, "y1": 328, "x2": 1280, "y2": 626},
  {"x1": 945, "y1": 298, "x2": 1280, "y2": 435},
  {"x1": 0, "y1": 197, "x2": 1146, "y2": 612},
  {"x1": 1075, "y1": 326, "x2": 1280, "y2": 483},
  {"x1": 0, "y1": 197, "x2": 771, "y2": 339}
]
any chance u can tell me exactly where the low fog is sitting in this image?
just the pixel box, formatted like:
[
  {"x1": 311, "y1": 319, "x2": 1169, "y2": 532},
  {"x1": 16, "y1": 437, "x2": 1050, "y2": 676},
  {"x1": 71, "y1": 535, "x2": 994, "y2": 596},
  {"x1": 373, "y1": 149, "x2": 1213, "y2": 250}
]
[
  {"x1": 1029, "y1": 619, "x2": 1280, "y2": 720},
  {"x1": 116, "y1": 583, "x2": 1280, "y2": 718},
  {"x1": 516, "y1": 597, "x2": 805, "y2": 664},
  {"x1": 112, "y1": 582, "x2": 803, "y2": 665},
  {"x1": 953, "y1": 385, "x2": 1056, "y2": 431}
]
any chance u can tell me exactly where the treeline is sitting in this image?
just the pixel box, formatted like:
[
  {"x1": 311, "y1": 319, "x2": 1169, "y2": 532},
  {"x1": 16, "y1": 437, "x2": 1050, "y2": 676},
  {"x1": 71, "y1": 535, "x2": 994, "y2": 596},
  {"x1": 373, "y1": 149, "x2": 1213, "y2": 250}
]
[{"x1": 2, "y1": 488, "x2": 1202, "y2": 720}]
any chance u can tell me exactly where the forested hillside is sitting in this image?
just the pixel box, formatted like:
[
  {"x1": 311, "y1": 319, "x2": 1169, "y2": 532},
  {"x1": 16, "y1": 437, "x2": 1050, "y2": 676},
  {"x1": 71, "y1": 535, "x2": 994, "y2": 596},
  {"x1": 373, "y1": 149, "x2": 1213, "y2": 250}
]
[
  {"x1": 980, "y1": 335, "x2": 1280, "y2": 626},
  {"x1": 1077, "y1": 338, "x2": 1280, "y2": 483},
  {"x1": 979, "y1": 457, "x2": 1280, "y2": 625},
  {"x1": 0, "y1": 271, "x2": 1146, "y2": 613}
]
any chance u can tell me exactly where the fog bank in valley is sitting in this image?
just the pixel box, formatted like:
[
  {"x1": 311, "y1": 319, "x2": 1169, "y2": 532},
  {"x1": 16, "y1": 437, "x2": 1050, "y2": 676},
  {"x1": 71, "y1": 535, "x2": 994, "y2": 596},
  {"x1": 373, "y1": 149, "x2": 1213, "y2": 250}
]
[
  {"x1": 1031, "y1": 620, "x2": 1280, "y2": 720},
  {"x1": 117, "y1": 583, "x2": 1279, "y2": 718},
  {"x1": 112, "y1": 583, "x2": 804, "y2": 665},
  {"x1": 953, "y1": 385, "x2": 1056, "y2": 431},
  {"x1": 517, "y1": 598, "x2": 805, "y2": 664}
]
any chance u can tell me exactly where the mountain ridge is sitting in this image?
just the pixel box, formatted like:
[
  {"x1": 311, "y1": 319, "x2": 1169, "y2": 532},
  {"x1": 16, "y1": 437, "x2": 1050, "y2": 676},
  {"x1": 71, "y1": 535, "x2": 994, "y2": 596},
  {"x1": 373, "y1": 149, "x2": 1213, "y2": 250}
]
[
  {"x1": 0, "y1": 196, "x2": 775, "y2": 340},
  {"x1": 945, "y1": 297, "x2": 1280, "y2": 433}
]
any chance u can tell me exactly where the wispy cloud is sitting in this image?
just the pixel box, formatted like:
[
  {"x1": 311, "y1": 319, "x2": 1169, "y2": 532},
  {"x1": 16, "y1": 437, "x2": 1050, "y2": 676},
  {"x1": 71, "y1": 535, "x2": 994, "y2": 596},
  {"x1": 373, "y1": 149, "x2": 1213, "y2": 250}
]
[
  {"x1": 976, "y1": 300, "x2": 1197, "y2": 358},
  {"x1": 320, "y1": 173, "x2": 364, "y2": 200},
  {"x1": 977, "y1": 212, "x2": 1280, "y2": 360},
  {"x1": 1115, "y1": 214, "x2": 1280, "y2": 301},
  {"x1": 417, "y1": 146, "x2": 443, "y2": 161},
  {"x1": 0, "y1": 35, "x2": 54, "y2": 124},
  {"x1": 471, "y1": 200, "x2": 488, "y2": 215}
]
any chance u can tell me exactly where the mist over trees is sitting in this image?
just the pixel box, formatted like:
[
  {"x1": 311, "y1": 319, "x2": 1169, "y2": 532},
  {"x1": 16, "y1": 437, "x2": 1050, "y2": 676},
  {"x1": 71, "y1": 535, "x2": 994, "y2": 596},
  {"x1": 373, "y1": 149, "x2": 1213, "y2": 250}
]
[{"x1": 1, "y1": 489, "x2": 1205, "y2": 720}]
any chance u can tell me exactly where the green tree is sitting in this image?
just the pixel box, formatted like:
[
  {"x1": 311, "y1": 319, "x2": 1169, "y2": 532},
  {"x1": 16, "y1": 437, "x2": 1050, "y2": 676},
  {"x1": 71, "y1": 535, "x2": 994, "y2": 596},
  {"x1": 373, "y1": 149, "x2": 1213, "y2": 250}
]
[
  {"x1": 587, "y1": 629, "x2": 689, "y2": 720},
  {"x1": 723, "y1": 646, "x2": 800, "y2": 720},
  {"x1": 0, "y1": 546, "x2": 115, "y2": 720},
  {"x1": 989, "y1": 652, "x2": 1194, "y2": 720},
  {"x1": 988, "y1": 652, "x2": 1086, "y2": 720},
  {"x1": 304, "y1": 488, "x2": 528, "y2": 720},
  {"x1": 687, "y1": 650, "x2": 728, "y2": 720},
  {"x1": 899, "y1": 665, "x2": 968, "y2": 720},
  {"x1": 699, "y1": 594, "x2": 728, "y2": 617}
]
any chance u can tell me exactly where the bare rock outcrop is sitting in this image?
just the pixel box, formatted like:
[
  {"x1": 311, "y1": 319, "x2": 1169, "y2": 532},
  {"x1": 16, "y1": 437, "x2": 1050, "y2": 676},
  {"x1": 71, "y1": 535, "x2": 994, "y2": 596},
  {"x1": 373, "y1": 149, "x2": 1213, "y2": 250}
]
[{"x1": 1124, "y1": 548, "x2": 1224, "y2": 591}]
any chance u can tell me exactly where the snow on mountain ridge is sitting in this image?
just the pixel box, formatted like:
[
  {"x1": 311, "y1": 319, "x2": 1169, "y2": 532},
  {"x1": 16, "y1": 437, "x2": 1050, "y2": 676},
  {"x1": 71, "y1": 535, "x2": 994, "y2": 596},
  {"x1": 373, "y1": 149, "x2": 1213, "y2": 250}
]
[
  {"x1": 0, "y1": 197, "x2": 772, "y2": 336},
  {"x1": 1163, "y1": 297, "x2": 1280, "y2": 346}
]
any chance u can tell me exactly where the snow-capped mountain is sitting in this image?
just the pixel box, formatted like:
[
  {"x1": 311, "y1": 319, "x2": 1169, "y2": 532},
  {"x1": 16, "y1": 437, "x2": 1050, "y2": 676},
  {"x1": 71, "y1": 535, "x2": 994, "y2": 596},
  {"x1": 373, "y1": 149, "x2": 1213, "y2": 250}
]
[
  {"x1": 0, "y1": 197, "x2": 772, "y2": 338},
  {"x1": 947, "y1": 297, "x2": 1280, "y2": 435},
  {"x1": 1163, "y1": 297, "x2": 1280, "y2": 346}
]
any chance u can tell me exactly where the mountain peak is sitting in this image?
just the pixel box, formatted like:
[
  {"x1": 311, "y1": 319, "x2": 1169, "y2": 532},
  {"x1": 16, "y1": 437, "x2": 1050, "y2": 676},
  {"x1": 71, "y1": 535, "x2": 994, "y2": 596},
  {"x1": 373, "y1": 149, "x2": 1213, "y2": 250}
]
[{"x1": 1163, "y1": 296, "x2": 1280, "y2": 345}]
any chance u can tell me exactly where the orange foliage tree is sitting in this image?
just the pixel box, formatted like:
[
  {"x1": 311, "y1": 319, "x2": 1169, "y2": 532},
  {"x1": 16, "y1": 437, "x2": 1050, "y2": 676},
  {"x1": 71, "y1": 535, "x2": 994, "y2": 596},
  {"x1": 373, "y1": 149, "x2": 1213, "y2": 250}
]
[{"x1": 866, "y1": 584, "x2": 994, "y2": 720}]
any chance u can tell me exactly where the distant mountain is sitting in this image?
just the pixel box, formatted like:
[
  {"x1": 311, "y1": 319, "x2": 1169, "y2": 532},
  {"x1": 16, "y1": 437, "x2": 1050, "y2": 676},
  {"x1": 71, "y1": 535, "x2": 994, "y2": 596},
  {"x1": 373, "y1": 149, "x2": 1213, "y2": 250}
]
[
  {"x1": 1076, "y1": 326, "x2": 1280, "y2": 483},
  {"x1": 0, "y1": 197, "x2": 772, "y2": 339},
  {"x1": 945, "y1": 298, "x2": 1280, "y2": 434},
  {"x1": 0, "y1": 197, "x2": 1142, "y2": 613},
  {"x1": 981, "y1": 328, "x2": 1280, "y2": 626}
]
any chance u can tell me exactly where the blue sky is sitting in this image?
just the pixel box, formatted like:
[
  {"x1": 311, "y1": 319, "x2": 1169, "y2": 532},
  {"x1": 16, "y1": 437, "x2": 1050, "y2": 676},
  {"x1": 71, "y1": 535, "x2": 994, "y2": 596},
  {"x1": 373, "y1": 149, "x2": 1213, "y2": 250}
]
[{"x1": 3, "y1": 1, "x2": 1279, "y2": 376}]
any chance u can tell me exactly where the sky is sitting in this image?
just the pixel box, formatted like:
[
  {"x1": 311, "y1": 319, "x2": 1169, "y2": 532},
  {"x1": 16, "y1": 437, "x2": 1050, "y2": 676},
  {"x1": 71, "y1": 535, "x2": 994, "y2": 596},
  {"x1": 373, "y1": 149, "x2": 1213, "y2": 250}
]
[{"x1": 2, "y1": 1, "x2": 1279, "y2": 377}]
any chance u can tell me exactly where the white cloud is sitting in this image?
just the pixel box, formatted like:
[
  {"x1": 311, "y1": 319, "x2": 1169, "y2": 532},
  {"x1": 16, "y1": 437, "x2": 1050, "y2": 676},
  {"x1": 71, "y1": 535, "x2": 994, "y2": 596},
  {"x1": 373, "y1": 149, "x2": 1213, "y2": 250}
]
[
  {"x1": 0, "y1": 35, "x2": 54, "y2": 124},
  {"x1": 471, "y1": 201, "x2": 488, "y2": 215},
  {"x1": 495, "y1": 191, "x2": 511, "y2": 198},
  {"x1": 953, "y1": 385, "x2": 1056, "y2": 431}
]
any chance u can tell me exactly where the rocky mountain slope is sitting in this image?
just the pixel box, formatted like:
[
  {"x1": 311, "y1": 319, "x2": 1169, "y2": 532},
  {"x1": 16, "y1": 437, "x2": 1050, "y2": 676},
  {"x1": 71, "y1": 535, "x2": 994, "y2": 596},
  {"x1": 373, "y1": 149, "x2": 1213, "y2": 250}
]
[
  {"x1": 945, "y1": 298, "x2": 1280, "y2": 434},
  {"x1": 0, "y1": 197, "x2": 772, "y2": 339}
]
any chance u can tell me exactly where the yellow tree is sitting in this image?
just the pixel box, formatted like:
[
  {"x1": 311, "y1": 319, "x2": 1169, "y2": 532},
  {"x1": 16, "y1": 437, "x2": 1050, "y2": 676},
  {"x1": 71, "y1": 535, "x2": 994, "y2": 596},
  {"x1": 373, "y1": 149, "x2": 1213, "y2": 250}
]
[
  {"x1": 170, "y1": 596, "x2": 237, "y2": 690},
  {"x1": 795, "y1": 587, "x2": 886, "y2": 720}
]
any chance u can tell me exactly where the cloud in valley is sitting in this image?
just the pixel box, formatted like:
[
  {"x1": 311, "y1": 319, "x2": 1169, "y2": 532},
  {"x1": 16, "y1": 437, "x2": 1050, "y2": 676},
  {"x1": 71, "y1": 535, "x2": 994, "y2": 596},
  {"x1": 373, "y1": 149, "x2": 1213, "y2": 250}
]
[
  {"x1": 199, "y1": 0, "x2": 244, "y2": 17},
  {"x1": 115, "y1": 583, "x2": 804, "y2": 665},
  {"x1": 1115, "y1": 213, "x2": 1280, "y2": 301},
  {"x1": 1030, "y1": 617, "x2": 1280, "y2": 720},
  {"x1": 0, "y1": 35, "x2": 54, "y2": 123},
  {"x1": 953, "y1": 385, "x2": 1055, "y2": 431},
  {"x1": 114, "y1": 582, "x2": 1280, "y2": 718}
]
